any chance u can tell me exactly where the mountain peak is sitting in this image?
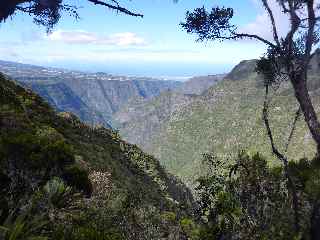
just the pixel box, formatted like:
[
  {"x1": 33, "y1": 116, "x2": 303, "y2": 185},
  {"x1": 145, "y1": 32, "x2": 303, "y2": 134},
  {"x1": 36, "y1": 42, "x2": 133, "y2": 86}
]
[{"x1": 225, "y1": 59, "x2": 258, "y2": 81}]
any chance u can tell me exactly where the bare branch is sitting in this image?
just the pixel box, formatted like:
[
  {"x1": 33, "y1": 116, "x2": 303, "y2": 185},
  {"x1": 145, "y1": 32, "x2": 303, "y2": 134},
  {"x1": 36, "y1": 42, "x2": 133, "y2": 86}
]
[
  {"x1": 285, "y1": 107, "x2": 301, "y2": 153},
  {"x1": 262, "y1": 84, "x2": 300, "y2": 233},
  {"x1": 87, "y1": 0, "x2": 143, "y2": 17},
  {"x1": 278, "y1": 0, "x2": 289, "y2": 13},
  {"x1": 285, "y1": 2, "x2": 301, "y2": 51},
  {"x1": 261, "y1": 0, "x2": 281, "y2": 47},
  {"x1": 234, "y1": 33, "x2": 277, "y2": 48},
  {"x1": 262, "y1": 86, "x2": 288, "y2": 164}
]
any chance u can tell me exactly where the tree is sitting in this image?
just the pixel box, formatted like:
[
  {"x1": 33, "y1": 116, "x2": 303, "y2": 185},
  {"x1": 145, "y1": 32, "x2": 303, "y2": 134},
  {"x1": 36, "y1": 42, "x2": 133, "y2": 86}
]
[
  {"x1": 181, "y1": 0, "x2": 320, "y2": 158},
  {"x1": 196, "y1": 152, "x2": 294, "y2": 239},
  {"x1": 181, "y1": 1, "x2": 320, "y2": 238},
  {"x1": 0, "y1": 0, "x2": 143, "y2": 31}
]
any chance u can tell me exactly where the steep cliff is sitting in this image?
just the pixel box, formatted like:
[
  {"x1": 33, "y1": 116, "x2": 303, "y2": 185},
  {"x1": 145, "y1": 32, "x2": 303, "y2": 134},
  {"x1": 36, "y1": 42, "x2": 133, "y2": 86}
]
[
  {"x1": 0, "y1": 72, "x2": 195, "y2": 239},
  {"x1": 0, "y1": 60, "x2": 182, "y2": 127},
  {"x1": 115, "y1": 56, "x2": 320, "y2": 185}
]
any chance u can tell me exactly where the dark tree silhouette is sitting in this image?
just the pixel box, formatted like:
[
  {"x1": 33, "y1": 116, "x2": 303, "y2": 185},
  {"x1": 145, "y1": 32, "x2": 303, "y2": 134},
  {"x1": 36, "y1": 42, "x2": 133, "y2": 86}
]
[
  {"x1": 0, "y1": 0, "x2": 143, "y2": 31},
  {"x1": 181, "y1": 0, "x2": 320, "y2": 156},
  {"x1": 182, "y1": 1, "x2": 320, "y2": 237}
]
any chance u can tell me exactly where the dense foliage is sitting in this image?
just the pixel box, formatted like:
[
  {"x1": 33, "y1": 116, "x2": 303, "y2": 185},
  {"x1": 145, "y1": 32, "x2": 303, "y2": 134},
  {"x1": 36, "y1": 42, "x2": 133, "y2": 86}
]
[
  {"x1": 0, "y1": 0, "x2": 142, "y2": 31},
  {"x1": 194, "y1": 152, "x2": 320, "y2": 240},
  {"x1": 0, "y1": 73, "x2": 195, "y2": 239}
]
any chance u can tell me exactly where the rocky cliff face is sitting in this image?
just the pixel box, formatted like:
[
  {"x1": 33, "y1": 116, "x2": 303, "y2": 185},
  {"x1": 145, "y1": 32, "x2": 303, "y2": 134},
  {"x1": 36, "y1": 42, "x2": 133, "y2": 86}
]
[
  {"x1": 0, "y1": 61, "x2": 226, "y2": 131},
  {"x1": 112, "y1": 74, "x2": 225, "y2": 148},
  {"x1": 0, "y1": 60, "x2": 182, "y2": 127},
  {"x1": 62, "y1": 77, "x2": 182, "y2": 126},
  {"x1": 115, "y1": 55, "x2": 320, "y2": 184},
  {"x1": 21, "y1": 81, "x2": 109, "y2": 127}
]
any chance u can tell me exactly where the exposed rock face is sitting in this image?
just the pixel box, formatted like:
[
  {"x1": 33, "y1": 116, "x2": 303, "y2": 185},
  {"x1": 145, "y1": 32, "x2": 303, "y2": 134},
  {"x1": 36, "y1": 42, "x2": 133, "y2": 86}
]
[
  {"x1": 112, "y1": 74, "x2": 225, "y2": 148},
  {"x1": 22, "y1": 81, "x2": 109, "y2": 127},
  {"x1": 115, "y1": 54, "x2": 320, "y2": 184},
  {"x1": 62, "y1": 78, "x2": 182, "y2": 125},
  {"x1": 0, "y1": 60, "x2": 182, "y2": 127}
]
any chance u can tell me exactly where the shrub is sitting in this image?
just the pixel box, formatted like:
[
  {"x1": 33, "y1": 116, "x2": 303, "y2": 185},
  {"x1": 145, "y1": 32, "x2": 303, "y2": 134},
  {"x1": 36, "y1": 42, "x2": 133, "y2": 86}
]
[
  {"x1": 0, "y1": 131, "x2": 76, "y2": 210},
  {"x1": 0, "y1": 132, "x2": 74, "y2": 171},
  {"x1": 62, "y1": 165, "x2": 92, "y2": 196},
  {"x1": 196, "y1": 152, "x2": 295, "y2": 239},
  {"x1": 0, "y1": 210, "x2": 48, "y2": 240},
  {"x1": 52, "y1": 225, "x2": 124, "y2": 240},
  {"x1": 180, "y1": 218, "x2": 200, "y2": 239},
  {"x1": 43, "y1": 177, "x2": 73, "y2": 208},
  {"x1": 161, "y1": 211, "x2": 176, "y2": 223}
]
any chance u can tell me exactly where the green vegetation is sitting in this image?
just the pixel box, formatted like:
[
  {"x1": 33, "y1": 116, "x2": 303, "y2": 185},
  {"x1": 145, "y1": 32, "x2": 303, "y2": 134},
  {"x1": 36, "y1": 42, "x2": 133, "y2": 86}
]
[
  {"x1": 0, "y1": 210, "x2": 48, "y2": 240},
  {"x1": 194, "y1": 152, "x2": 320, "y2": 240},
  {"x1": 131, "y1": 60, "x2": 319, "y2": 185},
  {"x1": 2, "y1": 55, "x2": 320, "y2": 239},
  {"x1": 0, "y1": 73, "x2": 195, "y2": 239}
]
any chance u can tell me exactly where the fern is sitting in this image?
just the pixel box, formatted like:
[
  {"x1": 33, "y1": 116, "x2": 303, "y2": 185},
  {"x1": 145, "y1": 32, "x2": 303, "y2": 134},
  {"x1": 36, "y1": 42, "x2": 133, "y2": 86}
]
[{"x1": 0, "y1": 211, "x2": 48, "y2": 240}]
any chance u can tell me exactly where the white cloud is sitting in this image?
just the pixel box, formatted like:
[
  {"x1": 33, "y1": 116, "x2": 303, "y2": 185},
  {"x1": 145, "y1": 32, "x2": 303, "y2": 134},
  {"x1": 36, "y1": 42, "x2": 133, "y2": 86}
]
[
  {"x1": 239, "y1": 0, "x2": 289, "y2": 41},
  {"x1": 0, "y1": 47, "x2": 19, "y2": 58},
  {"x1": 240, "y1": 0, "x2": 320, "y2": 42},
  {"x1": 38, "y1": 41, "x2": 265, "y2": 65},
  {"x1": 47, "y1": 30, "x2": 147, "y2": 46}
]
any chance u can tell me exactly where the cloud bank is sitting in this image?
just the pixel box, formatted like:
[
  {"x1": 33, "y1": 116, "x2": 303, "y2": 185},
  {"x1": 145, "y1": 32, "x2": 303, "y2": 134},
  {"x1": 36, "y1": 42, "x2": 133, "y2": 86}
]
[
  {"x1": 240, "y1": 0, "x2": 320, "y2": 42},
  {"x1": 47, "y1": 30, "x2": 147, "y2": 47},
  {"x1": 239, "y1": 0, "x2": 289, "y2": 41}
]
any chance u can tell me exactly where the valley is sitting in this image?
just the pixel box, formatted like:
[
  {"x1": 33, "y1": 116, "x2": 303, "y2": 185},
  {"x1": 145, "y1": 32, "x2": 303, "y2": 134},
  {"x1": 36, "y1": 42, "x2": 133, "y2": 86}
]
[
  {"x1": 2, "y1": 0, "x2": 320, "y2": 238},
  {"x1": 115, "y1": 56, "x2": 320, "y2": 184},
  {"x1": 2, "y1": 57, "x2": 320, "y2": 186},
  {"x1": 0, "y1": 60, "x2": 183, "y2": 127}
]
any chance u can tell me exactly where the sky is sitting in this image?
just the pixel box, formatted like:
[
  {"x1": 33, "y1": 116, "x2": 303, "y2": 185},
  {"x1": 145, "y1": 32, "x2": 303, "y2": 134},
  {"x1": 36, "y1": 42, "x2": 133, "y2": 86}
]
[{"x1": 0, "y1": 0, "x2": 286, "y2": 78}]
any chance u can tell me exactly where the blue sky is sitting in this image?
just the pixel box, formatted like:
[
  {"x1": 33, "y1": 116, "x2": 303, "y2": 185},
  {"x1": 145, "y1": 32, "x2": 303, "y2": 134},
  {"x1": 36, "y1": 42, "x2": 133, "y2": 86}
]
[{"x1": 0, "y1": 0, "x2": 274, "y2": 78}]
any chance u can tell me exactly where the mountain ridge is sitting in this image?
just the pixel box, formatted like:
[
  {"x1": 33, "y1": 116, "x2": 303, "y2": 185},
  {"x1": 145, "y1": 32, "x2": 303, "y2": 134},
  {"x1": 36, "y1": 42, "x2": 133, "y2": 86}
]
[
  {"x1": 115, "y1": 54, "x2": 320, "y2": 184},
  {"x1": 0, "y1": 60, "x2": 182, "y2": 127}
]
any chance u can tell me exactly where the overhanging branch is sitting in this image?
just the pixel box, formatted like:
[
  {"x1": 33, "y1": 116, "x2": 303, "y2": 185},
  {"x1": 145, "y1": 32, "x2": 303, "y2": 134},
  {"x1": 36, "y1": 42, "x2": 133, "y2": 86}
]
[
  {"x1": 87, "y1": 0, "x2": 143, "y2": 17},
  {"x1": 234, "y1": 33, "x2": 277, "y2": 48}
]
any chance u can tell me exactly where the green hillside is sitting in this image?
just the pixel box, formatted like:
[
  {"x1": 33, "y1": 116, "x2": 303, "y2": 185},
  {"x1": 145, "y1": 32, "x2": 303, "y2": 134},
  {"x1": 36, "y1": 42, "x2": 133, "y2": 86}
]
[
  {"x1": 0, "y1": 73, "x2": 195, "y2": 239},
  {"x1": 118, "y1": 58, "x2": 320, "y2": 185},
  {"x1": 113, "y1": 91, "x2": 196, "y2": 150}
]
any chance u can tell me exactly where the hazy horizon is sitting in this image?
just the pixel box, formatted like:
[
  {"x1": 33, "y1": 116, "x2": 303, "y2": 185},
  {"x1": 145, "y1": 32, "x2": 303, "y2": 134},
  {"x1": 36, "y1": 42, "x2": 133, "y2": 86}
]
[
  {"x1": 0, "y1": 0, "x2": 270, "y2": 78},
  {"x1": 41, "y1": 61, "x2": 232, "y2": 79},
  {"x1": 2, "y1": 58, "x2": 232, "y2": 80}
]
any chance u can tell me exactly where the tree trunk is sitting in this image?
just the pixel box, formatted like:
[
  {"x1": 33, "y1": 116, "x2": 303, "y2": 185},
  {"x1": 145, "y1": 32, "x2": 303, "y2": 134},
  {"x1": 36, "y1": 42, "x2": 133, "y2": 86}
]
[
  {"x1": 311, "y1": 202, "x2": 320, "y2": 240},
  {"x1": 291, "y1": 76, "x2": 320, "y2": 156},
  {"x1": 291, "y1": 74, "x2": 320, "y2": 239}
]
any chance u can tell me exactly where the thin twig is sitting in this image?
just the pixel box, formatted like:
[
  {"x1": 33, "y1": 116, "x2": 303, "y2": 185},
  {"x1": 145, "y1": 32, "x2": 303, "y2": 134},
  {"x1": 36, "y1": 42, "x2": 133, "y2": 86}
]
[
  {"x1": 87, "y1": 0, "x2": 143, "y2": 17},
  {"x1": 262, "y1": 85, "x2": 300, "y2": 233},
  {"x1": 285, "y1": 107, "x2": 301, "y2": 153}
]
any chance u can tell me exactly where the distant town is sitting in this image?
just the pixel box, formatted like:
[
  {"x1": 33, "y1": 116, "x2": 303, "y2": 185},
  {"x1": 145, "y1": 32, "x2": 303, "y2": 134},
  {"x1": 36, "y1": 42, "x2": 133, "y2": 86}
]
[{"x1": 0, "y1": 60, "x2": 161, "y2": 83}]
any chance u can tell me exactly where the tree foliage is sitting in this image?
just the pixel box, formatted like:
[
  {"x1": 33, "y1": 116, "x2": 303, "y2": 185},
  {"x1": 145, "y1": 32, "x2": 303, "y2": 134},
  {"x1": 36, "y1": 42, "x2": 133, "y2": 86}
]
[
  {"x1": 196, "y1": 152, "x2": 320, "y2": 240},
  {"x1": 181, "y1": 0, "x2": 320, "y2": 156},
  {"x1": 0, "y1": 0, "x2": 143, "y2": 31},
  {"x1": 182, "y1": 2, "x2": 320, "y2": 237}
]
